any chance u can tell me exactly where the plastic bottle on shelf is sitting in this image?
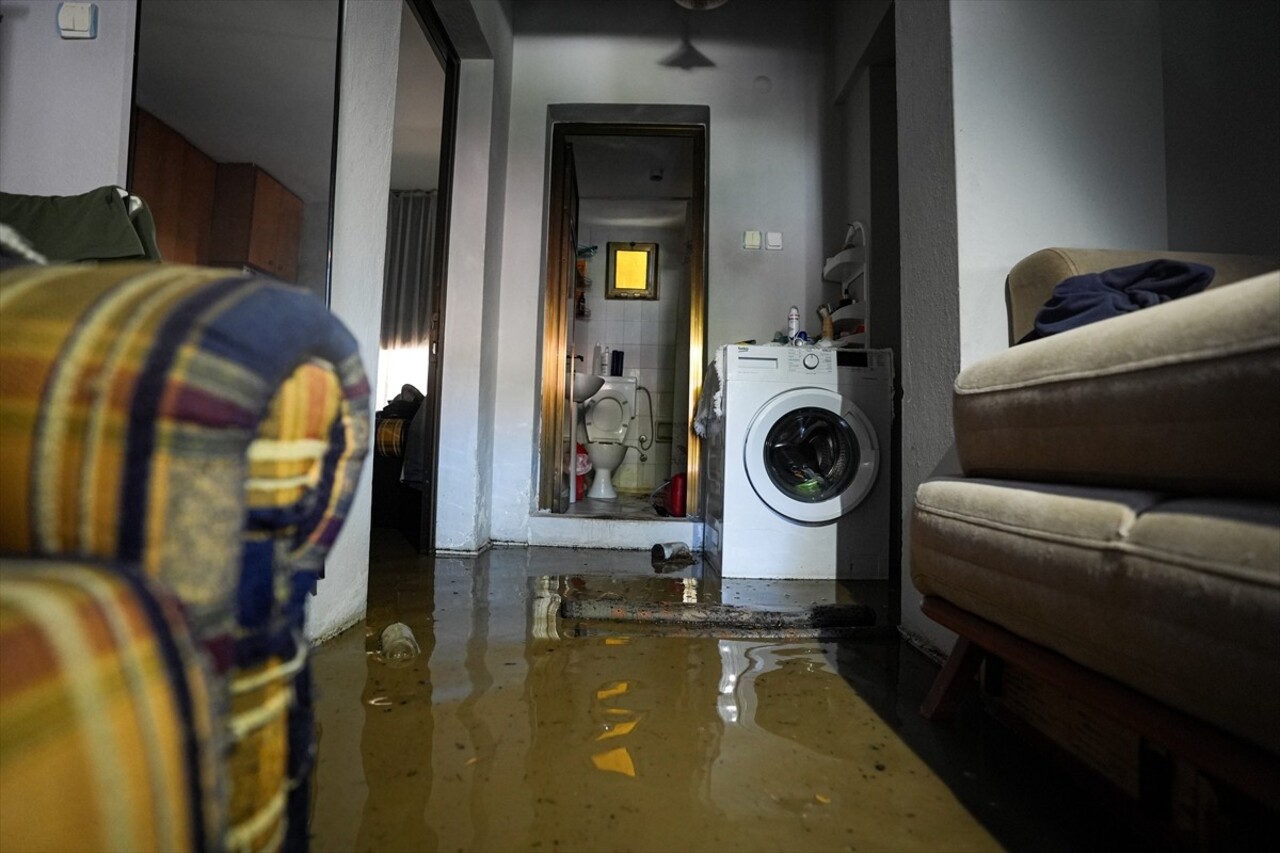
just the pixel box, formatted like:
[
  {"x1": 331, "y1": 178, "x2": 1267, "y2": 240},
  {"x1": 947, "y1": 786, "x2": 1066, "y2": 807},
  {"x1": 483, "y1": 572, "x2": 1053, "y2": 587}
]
[{"x1": 787, "y1": 306, "x2": 800, "y2": 339}]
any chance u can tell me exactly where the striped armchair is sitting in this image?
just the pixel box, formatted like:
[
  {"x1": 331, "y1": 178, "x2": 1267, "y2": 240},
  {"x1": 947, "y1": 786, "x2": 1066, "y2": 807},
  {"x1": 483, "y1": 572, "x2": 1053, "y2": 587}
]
[{"x1": 0, "y1": 263, "x2": 370, "y2": 851}]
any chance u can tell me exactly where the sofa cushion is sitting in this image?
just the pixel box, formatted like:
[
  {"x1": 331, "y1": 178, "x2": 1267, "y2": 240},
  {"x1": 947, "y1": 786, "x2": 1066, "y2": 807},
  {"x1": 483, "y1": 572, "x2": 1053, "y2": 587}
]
[
  {"x1": 1007, "y1": 247, "x2": 1280, "y2": 345},
  {"x1": 911, "y1": 478, "x2": 1280, "y2": 755},
  {"x1": 954, "y1": 271, "x2": 1280, "y2": 499}
]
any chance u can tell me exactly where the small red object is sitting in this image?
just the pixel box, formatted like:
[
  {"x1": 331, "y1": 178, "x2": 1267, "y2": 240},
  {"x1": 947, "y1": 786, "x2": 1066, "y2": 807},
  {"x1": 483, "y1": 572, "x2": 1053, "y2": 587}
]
[{"x1": 667, "y1": 473, "x2": 686, "y2": 517}]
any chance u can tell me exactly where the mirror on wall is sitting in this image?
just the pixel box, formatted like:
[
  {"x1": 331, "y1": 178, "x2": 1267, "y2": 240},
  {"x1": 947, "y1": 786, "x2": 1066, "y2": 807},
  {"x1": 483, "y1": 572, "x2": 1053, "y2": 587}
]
[{"x1": 129, "y1": 0, "x2": 342, "y2": 301}]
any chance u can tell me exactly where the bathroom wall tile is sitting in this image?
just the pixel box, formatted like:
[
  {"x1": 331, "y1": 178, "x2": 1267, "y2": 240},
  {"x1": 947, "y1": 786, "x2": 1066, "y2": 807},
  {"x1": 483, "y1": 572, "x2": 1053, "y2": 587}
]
[{"x1": 623, "y1": 320, "x2": 642, "y2": 344}]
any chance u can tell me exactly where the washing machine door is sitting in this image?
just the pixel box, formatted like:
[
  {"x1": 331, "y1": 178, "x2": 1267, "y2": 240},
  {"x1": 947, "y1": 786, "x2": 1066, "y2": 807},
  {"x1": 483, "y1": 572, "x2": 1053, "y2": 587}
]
[{"x1": 743, "y1": 387, "x2": 878, "y2": 523}]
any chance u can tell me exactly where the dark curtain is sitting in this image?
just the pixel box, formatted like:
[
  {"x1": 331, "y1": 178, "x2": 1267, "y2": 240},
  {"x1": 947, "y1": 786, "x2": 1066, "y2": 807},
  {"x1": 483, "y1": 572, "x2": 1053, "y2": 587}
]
[{"x1": 381, "y1": 190, "x2": 437, "y2": 349}]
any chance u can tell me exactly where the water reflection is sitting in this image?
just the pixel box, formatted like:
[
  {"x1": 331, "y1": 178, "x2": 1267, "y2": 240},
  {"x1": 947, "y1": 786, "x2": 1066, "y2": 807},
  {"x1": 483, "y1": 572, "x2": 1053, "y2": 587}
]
[
  {"x1": 310, "y1": 544, "x2": 999, "y2": 852},
  {"x1": 356, "y1": 565, "x2": 436, "y2": 851}
]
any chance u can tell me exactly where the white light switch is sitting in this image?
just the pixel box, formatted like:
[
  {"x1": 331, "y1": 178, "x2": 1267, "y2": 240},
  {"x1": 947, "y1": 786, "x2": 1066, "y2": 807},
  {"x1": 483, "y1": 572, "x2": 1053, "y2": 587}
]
[
  {"x1": 58, "y1": 3, "x2": 98, "y2": 39},
  {"x1": 742, "y1": 230, "x2": 762, "y2": 250},
  {"x1": 765, "y1": 231, "x2": 783, "y2": 250}
]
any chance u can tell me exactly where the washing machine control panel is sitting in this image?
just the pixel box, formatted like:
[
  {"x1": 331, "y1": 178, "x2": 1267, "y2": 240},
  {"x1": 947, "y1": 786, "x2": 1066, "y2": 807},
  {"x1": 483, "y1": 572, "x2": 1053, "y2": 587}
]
[
  {"x1": 724, "y1": 344, "x2": 836, "y2": 381},
  {"x1": 787, "y1": 348, "x2": 834, "y2": 377}
]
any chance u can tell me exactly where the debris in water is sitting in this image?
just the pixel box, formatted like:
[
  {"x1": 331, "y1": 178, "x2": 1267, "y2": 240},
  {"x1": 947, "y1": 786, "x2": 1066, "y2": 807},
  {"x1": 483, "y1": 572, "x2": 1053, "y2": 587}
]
[
  {"x1": 650, "y1": 541, "x2": 695, "y2": 571},
  {"x1": 379, "y1": 622, "x2": 420, "y2": 667}
]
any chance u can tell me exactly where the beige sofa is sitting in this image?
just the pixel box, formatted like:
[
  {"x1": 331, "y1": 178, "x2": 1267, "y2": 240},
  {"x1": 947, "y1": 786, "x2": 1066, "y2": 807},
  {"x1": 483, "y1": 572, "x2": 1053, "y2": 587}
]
[{"x1": 910, "y1": 248, "x2": 1280, "y2": 842}]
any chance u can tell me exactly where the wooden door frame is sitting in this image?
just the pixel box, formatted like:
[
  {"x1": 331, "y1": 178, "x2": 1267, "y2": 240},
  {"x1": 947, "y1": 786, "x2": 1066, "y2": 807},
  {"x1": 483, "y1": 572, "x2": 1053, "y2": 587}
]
[{"x1": 537, "y1": 106, "x2": 710, "y2": 516}]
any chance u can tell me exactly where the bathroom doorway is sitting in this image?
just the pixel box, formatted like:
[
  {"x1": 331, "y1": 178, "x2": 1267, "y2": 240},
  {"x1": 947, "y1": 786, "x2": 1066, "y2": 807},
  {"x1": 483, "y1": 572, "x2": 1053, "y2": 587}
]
[{"x1": 537, "y1": 106, "x2": 708, "y2": 518}]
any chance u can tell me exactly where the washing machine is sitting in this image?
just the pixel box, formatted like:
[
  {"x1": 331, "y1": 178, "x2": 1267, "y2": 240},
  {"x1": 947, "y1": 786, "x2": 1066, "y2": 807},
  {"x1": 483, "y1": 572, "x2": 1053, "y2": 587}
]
[{"x1": 703, "y1": 344, "x2": 893, "y2": 580}]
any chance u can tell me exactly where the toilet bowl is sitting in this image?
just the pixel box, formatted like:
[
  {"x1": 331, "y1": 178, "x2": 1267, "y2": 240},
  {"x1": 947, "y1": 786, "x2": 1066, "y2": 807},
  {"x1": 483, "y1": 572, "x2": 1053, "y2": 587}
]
[{"x1": 582, "y1": 377, "x2": 636, "y2": 500}]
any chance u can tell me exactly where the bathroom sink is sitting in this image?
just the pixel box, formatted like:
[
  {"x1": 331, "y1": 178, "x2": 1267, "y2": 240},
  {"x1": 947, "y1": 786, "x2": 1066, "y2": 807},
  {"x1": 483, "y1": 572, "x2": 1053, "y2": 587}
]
[{"x1": 571, "y1": 372, "x2": 605, "y2": 402}]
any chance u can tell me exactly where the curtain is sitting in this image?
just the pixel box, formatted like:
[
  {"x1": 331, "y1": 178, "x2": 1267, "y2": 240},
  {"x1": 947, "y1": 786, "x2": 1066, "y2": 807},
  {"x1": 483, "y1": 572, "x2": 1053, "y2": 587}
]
[{"x1": 380, "y1": 190, "x2": 437, "y2": 349}]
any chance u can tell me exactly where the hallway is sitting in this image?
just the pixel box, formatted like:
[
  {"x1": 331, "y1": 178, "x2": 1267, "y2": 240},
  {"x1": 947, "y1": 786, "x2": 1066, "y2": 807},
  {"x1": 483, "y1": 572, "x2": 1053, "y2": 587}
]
[{"x1": 309, "y1": 531, "x2": 1134, "y2": 852}]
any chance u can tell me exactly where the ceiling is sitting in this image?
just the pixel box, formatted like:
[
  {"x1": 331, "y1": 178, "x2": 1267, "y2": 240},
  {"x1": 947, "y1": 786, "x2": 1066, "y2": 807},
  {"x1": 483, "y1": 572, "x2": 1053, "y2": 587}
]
[
  {"x1": 134, "y1": 0, "x2": 340, "y2": 205},
  {"x1": 134, "y1": 2, "x2": 689, "y2": 220},
  {"x1": 570, "y1": 134, "x2": 695, "y2": 228}
]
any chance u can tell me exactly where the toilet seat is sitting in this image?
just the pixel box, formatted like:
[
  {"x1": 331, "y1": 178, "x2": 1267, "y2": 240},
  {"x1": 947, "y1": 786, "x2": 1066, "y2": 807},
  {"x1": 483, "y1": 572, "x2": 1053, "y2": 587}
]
[{"x1": 584, "y1": 394, "x2": 630, "y2": 444}]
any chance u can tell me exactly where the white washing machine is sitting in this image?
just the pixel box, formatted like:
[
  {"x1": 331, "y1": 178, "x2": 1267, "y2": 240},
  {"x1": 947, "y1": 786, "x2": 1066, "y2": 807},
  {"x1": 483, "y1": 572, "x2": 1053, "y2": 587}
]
[{"x1": 703, "y1": 344, "x2": 893, "y2": 580}]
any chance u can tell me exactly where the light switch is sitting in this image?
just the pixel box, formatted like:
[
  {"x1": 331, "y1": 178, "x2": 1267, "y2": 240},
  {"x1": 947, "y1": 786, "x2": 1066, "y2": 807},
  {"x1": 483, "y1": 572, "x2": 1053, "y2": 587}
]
[
  {"x1": 742, "y1": 230, "x2": 762, "y2": 250},
  {"x1": 765, "y1": 231, "x2": 783, "y2": 250},
  {"x1": 58, "y1": 3, "x2": 97, "y2": 39}
]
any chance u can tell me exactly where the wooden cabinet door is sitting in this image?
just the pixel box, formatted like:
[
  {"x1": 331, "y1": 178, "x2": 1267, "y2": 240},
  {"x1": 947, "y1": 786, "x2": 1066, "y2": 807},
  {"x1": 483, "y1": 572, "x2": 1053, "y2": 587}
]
[
  {"x1": 211, "y1": 164, "x2": 303, "y2": 282},
  {"x1": 130, "y1": 109, "x2": 216, "y2": 264}
]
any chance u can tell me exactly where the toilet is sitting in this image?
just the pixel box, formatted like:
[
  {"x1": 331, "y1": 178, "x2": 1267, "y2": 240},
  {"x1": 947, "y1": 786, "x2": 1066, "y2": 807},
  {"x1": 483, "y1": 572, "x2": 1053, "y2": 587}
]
[{"x1": 582, "y1": 376, "x2": 636, "y2": 500}]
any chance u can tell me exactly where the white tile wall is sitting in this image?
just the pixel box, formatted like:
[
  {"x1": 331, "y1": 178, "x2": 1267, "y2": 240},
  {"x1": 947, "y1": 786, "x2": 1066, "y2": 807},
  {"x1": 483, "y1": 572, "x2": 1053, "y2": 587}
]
[{"x1": 576, "y1": 217, "x2": 688, "y2": 493}]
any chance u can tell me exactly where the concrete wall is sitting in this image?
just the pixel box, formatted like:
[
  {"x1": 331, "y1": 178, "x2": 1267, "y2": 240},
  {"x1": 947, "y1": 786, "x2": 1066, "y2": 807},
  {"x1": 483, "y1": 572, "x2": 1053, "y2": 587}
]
[
  {"x1": 950, "y1": 0, "x2": 1168, "y2": 367},
  {"x1": 1162, "y1": 0, "x2": 1280, "y2": 256},
  {"x1": 0, "y1": 0, "x2": 136, "y2": 194},
  {"x1": 306, "y1": 0, "x2": 402, "y2": 641},
  {"x1": 485, "y1": 0, "x2": 826, "y2": 543}
]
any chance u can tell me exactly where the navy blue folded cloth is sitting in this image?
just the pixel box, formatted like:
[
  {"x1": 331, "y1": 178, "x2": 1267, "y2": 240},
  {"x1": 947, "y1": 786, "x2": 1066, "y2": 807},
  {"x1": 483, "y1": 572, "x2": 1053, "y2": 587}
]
[{"x1": 1018, "y1": 259, "x2": 1215, "y2": 344}]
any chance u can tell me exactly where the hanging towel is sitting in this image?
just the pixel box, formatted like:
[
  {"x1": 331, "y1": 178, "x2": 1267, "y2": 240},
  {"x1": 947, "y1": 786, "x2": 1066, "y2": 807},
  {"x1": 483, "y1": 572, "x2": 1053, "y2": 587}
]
[{"x1": 1018, "y1": 259, "x2": 1214, "y2": 344}]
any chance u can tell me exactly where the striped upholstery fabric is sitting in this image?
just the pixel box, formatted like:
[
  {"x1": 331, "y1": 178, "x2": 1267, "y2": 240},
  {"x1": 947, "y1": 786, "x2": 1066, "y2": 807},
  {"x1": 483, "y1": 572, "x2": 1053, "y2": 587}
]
[
  {"x1": 0, "y1": 263, "x2": 370, "y2": 851},
  {"x1": 375, "y1": 415, "x2": 409, "y2": 457},
  {"x1": 0, "y1": 559, "x2": 221, "y2": 852}
]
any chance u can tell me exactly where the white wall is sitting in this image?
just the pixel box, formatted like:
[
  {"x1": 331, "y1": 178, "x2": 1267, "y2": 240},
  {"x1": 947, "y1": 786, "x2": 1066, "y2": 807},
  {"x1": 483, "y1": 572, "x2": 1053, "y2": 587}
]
[
  {"x1": 485, "y1": 0, "x2": 826, "y2": 543},
  {"x1": 306, "y1": 0, "x2": 402, "y2": 641},
  {"x1": 434, "y1": 58, "x2": 496, "y2": 552},
  {"x1": 470, "y1": 0, "x2": 514, "y2": 552},
  {"x1": 895, "y1": 0, "x2": 962, "y2": 653},
  {"x1": 1161, "y1": 0, "x2": 1280, "y2": 256},
  {"x1": 0, "y1": 0, "x2": 136, "y2": 194},
  {"x1": 950, "y1": 0, "x2": 1168, "y2": 366},
  {"x1": 892, "y1": 0, "x2": 1172, "y2": 653}
]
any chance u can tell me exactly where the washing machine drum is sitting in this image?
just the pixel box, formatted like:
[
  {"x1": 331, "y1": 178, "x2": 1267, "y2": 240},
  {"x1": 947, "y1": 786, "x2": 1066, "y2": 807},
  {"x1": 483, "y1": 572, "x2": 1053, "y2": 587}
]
[
  {"x1": 745, "y1": 387, "x2": 878, "y2": 523},
  {"x1": 585, "y1": 395, "x2": 630, "y2": 444}
]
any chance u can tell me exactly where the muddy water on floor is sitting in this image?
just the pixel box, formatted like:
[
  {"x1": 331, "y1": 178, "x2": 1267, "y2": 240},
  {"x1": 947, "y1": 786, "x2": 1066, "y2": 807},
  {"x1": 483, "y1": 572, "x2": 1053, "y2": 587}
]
[{"x1": 309, "y1": 544, "x2": 1000, "y2": 852}]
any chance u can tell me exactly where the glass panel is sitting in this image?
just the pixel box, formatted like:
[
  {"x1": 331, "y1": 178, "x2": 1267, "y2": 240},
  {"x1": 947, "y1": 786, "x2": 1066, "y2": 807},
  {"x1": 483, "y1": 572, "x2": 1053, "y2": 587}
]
[
  {"x1": 614, "y1": 250, "x2": 650, "y2": 289},
  {"x1": 763, "y1": 407, "x2": 859, "y2": 503}
]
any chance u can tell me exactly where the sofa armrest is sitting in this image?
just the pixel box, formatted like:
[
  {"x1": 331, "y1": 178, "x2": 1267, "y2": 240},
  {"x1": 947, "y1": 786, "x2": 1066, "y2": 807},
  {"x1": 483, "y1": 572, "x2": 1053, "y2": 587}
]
[
  {"x1": 1007, "y1": 247, "x2": 1280, "y2": 345},
  {"x1": 0, "y1": 262, "x2": 370, "y2": 849}
]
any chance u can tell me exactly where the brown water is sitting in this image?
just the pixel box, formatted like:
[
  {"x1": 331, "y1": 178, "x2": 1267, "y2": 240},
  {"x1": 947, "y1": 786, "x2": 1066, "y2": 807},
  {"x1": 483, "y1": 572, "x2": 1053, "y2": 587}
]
[{"x1": 308, "y1": 537, "x2": 1009, "y2": 852}]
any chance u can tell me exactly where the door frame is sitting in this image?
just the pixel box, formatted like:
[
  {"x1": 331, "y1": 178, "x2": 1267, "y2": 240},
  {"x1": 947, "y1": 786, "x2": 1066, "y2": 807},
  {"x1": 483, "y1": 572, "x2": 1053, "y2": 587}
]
[
  {"x1": 536, "y1": 105, "x2": 710, "y2": 515},
  {"x1": 406, "y1": 0, "x2": 460, "y2": 552}
]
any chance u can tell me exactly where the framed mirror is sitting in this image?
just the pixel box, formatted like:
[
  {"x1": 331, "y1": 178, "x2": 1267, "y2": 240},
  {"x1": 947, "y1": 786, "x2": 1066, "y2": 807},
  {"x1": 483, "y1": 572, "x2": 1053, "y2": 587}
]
[
  {"x1": 605, "y1": 241, "x2": 659, "y2": 300},
  {"x1": 128, "y1": 0, "x2": 343, "y2": 303}
]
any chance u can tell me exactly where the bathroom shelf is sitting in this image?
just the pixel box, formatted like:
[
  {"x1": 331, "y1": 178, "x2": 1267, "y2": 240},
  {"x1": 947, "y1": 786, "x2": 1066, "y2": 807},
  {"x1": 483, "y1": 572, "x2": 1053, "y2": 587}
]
[
  {"x1": 822, "y1": 247, "x2": 865, "y2": 284},
  {"x1": 823, "y1": 221, "x2": 870, "y2": 345}
]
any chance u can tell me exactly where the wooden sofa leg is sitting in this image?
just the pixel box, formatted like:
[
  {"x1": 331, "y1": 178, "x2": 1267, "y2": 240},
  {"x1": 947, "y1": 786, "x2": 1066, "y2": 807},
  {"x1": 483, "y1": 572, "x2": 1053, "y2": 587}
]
[{"x1": 921, "y1": 636, "x2": 984, "y2": 721}]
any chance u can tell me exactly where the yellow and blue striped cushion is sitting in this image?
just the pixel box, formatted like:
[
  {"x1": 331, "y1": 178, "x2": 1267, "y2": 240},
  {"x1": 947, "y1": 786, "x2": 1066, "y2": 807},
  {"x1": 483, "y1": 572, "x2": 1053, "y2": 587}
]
[{"x1": 0, "y1": 559, "x2": 221, "y2": 852}]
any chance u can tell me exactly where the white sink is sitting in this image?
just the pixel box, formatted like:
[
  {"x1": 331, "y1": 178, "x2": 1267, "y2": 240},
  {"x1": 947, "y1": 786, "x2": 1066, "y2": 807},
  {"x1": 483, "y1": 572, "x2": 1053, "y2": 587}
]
[{"x1": 571, "y1": 372, "x2": 605, "y2": 402}]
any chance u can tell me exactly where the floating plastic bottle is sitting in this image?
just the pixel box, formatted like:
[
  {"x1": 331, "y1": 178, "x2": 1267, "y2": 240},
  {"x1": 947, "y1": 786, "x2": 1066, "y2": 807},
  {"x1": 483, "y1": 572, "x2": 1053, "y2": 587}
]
[{"x1": 380, "y1": 622, "x2": 420, "y2": 667}]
